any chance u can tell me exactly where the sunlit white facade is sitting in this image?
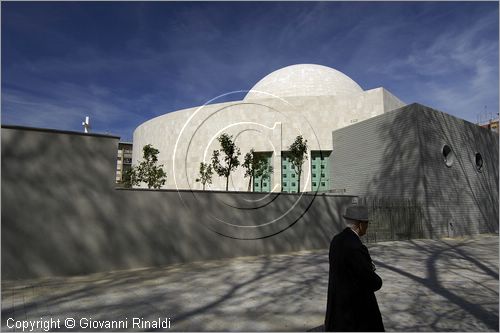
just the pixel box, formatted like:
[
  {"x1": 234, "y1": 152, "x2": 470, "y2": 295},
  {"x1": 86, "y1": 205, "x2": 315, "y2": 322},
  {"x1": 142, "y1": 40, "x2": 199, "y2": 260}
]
[{"x1": 133, "y1": 64, "x2": 405, "y2": 192}]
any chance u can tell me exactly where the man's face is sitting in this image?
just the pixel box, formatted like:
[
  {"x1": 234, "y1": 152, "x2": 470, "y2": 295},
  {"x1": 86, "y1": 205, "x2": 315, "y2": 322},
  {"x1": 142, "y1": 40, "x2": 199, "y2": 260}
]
[{"x1": 358, "y1": 221, "x2": 369, "y2": 236}]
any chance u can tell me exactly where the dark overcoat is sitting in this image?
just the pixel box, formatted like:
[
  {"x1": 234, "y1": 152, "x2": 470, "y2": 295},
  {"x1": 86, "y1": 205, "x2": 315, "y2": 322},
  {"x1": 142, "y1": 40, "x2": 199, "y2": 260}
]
[{"x1": 324, "y1": 228, "x2": 384, "y2": 332}]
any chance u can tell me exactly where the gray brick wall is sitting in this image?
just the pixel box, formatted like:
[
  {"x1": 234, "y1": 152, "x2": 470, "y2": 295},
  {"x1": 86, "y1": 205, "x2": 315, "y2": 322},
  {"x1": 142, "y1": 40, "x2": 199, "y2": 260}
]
[{"x1": 330, "y1": 103, "x2": 499, "y2": 238}]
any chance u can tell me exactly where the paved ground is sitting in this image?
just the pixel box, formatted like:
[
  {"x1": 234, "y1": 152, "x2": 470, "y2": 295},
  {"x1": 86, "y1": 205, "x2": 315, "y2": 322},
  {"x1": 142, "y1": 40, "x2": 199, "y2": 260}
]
[{"x1": 2, "y1": 234, "x2": 498, "y2": 332}]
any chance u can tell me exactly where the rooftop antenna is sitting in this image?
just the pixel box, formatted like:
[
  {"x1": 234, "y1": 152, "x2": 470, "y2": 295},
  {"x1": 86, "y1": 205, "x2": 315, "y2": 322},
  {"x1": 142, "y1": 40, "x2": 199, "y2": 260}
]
[{"x1": 82, "y1": 116, "x2": 91, "y2": 133}]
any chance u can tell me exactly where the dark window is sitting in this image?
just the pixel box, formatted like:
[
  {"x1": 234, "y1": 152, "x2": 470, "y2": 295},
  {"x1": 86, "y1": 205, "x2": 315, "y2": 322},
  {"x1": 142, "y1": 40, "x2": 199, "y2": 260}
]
[
  {"x1": 263, "y1": 183, "x2": 267, "y2": 187},
  {"x1": 283, "y1": 182, "x2": 287, "y2": 186},
  {"x1": 312, "y1": 173, "x2": 316, "y2": 178},
  {"x1": 321, "y1": 165, "x2": 325, "y2": 169},
  {"x1": 291, "y1": 182, "x2": 296, "y2": 186},
  {"x1": 312, "y1": 182, "x2": 317, "y2": 186},
  {"x1": 475, "y1": 152, "x2": 484, "y2": 172},
  {"x1": 312, "y1": 165, "x2": 316, "y2": 169},
  {"x1": 321, "y1": 182, "x2": 326, "y2": 186},
  {"x1": 321, "y1": 173, "x2": 325, "y2": 177},
  {"x1": 291, "y1": 174, "x2": 295, "y2": 178},
  {"x1": 283, "y1": 174, "x2": 287, "y2": 178}
]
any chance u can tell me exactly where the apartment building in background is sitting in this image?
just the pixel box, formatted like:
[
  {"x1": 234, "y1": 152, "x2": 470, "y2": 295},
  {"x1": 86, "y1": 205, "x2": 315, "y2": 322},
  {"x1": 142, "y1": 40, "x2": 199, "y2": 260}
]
[{"x1": 116, "y1": 142, "x2": 133, "y2": 184}]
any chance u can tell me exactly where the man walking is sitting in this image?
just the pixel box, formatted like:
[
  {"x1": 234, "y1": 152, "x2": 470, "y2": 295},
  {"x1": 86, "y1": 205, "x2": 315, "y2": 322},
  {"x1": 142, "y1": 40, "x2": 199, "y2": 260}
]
[{"x1": 324, "y1": 204, "x2": 384, "y2": 332}]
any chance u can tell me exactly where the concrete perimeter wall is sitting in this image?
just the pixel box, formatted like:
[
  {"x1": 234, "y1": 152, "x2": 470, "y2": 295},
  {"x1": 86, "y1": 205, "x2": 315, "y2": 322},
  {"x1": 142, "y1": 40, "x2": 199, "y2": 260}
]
[{"x1": 2, "y1": 126, "x2": 353, "y2": 280}]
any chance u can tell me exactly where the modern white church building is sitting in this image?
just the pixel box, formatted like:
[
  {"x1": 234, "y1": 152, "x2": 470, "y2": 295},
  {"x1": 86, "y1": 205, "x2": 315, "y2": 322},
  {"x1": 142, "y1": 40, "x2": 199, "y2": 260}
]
[{"x1": 132, "y1": 64, "x2": 405, "y2": 192}]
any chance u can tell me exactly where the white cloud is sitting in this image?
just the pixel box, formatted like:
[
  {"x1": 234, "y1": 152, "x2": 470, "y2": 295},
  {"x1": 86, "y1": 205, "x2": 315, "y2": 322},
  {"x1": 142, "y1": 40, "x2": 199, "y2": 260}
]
[{"x1": 367, "y1": 10, "x2": 498, "y2": 122}]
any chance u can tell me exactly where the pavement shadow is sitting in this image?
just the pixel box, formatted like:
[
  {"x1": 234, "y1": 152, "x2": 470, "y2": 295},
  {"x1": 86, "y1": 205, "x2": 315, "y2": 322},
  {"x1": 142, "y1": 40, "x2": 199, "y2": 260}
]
[
  {"x1": 2, "y1": 250, "x2": 331, "y2": 331},
  {"x1": 373, "y1": 237, "x2": 498, "y2": 331},
  {"x1": 3, "y1": 236, "x2": 498, "y2": 331}
]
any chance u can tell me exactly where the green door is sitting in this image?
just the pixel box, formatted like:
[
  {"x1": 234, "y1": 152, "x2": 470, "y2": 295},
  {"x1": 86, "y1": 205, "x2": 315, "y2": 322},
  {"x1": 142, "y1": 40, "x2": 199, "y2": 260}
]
[
  {"x1": 311, "y1": 151, "x2": 331, "y2": 192},
  {"x1": 253, "y1": 152, "x2": 273, "y2": 192},
  {"x1": 281, "y1": 152, "x2": 298, "y2": 193}
]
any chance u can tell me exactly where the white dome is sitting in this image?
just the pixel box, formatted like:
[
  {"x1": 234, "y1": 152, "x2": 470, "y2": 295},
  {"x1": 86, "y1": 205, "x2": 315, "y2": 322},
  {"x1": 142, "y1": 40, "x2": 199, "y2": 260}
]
[{"x1": 244, "y1": 64, "x2": 363, "y2": 100}]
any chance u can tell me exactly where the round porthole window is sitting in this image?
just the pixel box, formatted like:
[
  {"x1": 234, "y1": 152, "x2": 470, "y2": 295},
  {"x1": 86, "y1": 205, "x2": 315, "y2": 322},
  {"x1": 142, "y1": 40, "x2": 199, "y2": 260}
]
[
  {"x1": 442, "y1": 145, "x2": 455, "y2": 167},
  {"x1": 475, "y1": 152, "x2": 483, "y2": 172}
]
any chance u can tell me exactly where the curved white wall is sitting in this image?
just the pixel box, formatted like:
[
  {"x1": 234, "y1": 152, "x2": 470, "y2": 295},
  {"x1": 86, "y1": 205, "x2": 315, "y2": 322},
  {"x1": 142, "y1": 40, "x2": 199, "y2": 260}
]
[{"x1": 133, "y1": 88, "x2": 405, "y2": 191}]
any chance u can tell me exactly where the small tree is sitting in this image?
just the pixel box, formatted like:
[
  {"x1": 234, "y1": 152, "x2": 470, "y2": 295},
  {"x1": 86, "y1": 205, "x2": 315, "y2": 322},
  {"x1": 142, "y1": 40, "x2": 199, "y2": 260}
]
[
  {"x1": 254, "y1": 158, "x2": 273, "y2": 192},
  {"x1": 212, "y1": 133, "x2": 241, "y2": 191},
  {"x1": 288, "y1": 135, "x2": 308, "y2": 193},
  {"x1": 122, "y1": 168, "x2": 136, "y2": 188},
  {"x1": 128, "y1": 144, "x2": 167, "y2": 189},
  {"x1": 195, "y1": 162, "x2": 213, "y2": 190},
  {"x1": 242, "y1": 149, "x2": 258, "y2": 191}
]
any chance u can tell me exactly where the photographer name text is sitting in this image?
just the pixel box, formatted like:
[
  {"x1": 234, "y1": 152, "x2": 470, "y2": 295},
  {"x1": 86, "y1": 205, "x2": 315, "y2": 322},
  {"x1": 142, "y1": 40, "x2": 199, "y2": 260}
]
[{"x1": 6, "y1": 317, "x2": 172, "y2": 331}]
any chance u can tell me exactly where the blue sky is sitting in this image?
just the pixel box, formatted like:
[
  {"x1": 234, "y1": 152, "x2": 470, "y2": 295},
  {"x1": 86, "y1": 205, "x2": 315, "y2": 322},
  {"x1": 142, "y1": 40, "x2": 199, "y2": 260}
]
[{"x1": 2, "y1": 1, "x2": 498, "y2": 141}]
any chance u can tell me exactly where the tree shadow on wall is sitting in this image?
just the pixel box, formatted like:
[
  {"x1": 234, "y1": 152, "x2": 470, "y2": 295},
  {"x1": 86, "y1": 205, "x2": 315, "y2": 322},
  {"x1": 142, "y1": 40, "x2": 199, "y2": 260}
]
[
  {"x1": 2, "y1": 127, "x2": 351, "y2": 279},
  {"x1": 366, "y1": 103, "x2": 499, "y2": 238},
  {"x1": 1, "y1": 129, "x2": 121, "y2": 278},
  {"x1": 458, "y1": 119, "x2": 499, "y2": 233}
]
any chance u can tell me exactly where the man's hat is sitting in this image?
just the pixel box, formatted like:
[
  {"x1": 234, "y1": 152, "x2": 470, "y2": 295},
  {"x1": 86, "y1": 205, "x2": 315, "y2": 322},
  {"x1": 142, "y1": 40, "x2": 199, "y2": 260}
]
[{"x1": 343, "y1": 205, "x2": 369, "y2": 222}]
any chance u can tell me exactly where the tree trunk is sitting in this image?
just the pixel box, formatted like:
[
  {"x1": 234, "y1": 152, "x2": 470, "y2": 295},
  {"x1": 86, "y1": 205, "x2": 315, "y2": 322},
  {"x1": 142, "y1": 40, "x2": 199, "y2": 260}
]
[
  {"x1": 297, "y1": 171, "x2": 301, "y2": 193},
  {"x1": 260, "y1": 177, "x2": 264, "y2": 191},
  {"x1": 248, "y1": 177, "x2": 252, "y2": 192},
  {"x1": 226, "y1": 162, "x2": 232, "y2": 191}
]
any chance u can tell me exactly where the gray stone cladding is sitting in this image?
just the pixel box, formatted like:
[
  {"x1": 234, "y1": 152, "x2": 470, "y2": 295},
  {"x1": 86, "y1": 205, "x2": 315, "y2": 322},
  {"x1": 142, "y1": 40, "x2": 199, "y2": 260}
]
[{"x1": 330, "y1": 103, "x2": 499, "y2": 238}]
